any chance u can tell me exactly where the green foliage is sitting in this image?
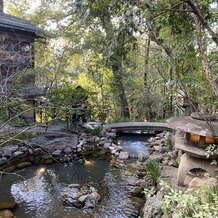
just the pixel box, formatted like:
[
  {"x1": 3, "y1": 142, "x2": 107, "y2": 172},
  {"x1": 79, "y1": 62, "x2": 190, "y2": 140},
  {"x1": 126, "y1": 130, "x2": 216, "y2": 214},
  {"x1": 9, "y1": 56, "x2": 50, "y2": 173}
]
[
  {"x1": 5, "y1": 0, "x2": 218, "y2": 124},
  {"x1": 0, "y1": 98, "x2": 32, "y2": 125},
  {"x1": 143, "y1": 187, "x2": 156, "y2": 198},
  {"x1": 161, "y1": 181, "x2": 218, "y2": 218},
  {"x1": 145, "y1": 159, "x2": 160, "y2": 186},
  {"x1": 0, "y1": 131, "x2": 42, "y2": 147},
  {"x1": 48, "y1": 85, "x2": 89, "y2": 122},
  {"x1": 130, "y1": 186, "x2": 144, "y2": 198},
  {"x1": 107, "y1": 116, "x2": 132, "y2": 124},
  {"x1": 166, "y1": 133, "x2": 174, "y2": 151},
  {"x1": 206, "y1": 144, "x2": 218, "y2": 166},
  {"x1": 83, "y1": 126, "x2": 103, "y2": 136}
]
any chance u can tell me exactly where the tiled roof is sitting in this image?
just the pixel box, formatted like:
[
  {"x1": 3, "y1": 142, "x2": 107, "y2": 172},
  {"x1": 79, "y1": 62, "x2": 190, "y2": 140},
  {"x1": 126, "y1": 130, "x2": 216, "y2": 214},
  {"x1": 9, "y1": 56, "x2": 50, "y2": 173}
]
[{"x1": 0, "y1": 11, "x2": 44, "y2": 37}]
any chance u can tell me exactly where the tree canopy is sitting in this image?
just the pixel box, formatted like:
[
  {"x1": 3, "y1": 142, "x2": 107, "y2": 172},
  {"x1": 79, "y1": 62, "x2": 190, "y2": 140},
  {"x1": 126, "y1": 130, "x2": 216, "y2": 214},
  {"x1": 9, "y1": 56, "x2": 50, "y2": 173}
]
[{"x1": 3, "y1": 0, "x2": 218, "y2": 123}]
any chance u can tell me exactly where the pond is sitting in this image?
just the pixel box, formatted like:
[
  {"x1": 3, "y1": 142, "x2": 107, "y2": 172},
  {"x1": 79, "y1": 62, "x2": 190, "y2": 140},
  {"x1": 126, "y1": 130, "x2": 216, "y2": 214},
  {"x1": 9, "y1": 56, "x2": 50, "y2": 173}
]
[{"x1": 0, "y1": 133, "x2": 150, "y2": 218}]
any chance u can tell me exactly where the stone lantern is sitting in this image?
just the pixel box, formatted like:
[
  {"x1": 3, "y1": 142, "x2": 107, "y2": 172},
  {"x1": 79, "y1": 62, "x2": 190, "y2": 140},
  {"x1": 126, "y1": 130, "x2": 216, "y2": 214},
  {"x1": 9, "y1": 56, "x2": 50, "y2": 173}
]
[{"x1": 167, "y1": 112, "x2": 218, "y2": 186}]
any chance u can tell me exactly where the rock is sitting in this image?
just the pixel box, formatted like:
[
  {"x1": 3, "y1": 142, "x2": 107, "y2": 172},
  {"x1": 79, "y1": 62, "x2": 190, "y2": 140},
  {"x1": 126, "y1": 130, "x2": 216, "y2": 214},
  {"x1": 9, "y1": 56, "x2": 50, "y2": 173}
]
[
  {"x1": 61, "y1": 184, "x2": 100, "y2": 210},
  {"x1": 3, "y1": 166, "x2": 16, "y2": 173},
  {"x1": 0, "y1": 202, "x2": 17, "y2": 210},
  {"x1": 119, "y1": 151, "x2": 129, "y2": 160},
  {"x1": 153, "y1": 146, "x2": 161, "y2": 152},
  {"x1": 130, "y1": 196, "x2": 144, "y2": 209},
  {"x1": 147, "y1": 137, "x2": 154, "y2": 143},
  {"x1": 130, "y1": 186, "x2": 144, "y2": 198},
  {"x1": 0, "y1": 158, "x2": 7, "y2": 166},
  {"x1": 41, "y1": 155, "x2": 52, "y2": 160},
  {"x1": 16, "y1": 162, "x2": 32, "y2": 169},
  {"x1": 13, "y1": 151, "x2": 23, "y2": 157},
  {"x1": 28, "y1": 149, "x2": 33, "y2": 155},
  {"x1": 98, "y1": 141, "x2": 105, "y2": 146},
  {"x1": 168, "y1": 160, "x2": 178, "y2": 167},
  {"x1": 89, "y1": 191, "x2": 101, "y2": 201},
  {"x1": 125, "y1": 170, "x2": 133, "y2": 176},
  {"x1": 160, "y1": 146, "x2": 167, "y2": 153},
  {"x1": 188, "y1": 177, "x2": 218, "y2": 189},
  {"x1": 103, "y1": 142, "x2": 111, "y2": 149},
  {"x1": 143, "y1": 191, "x2": 162, "y2": 218},
  {"x1": 77, "y1": 148, "x2": 82, "y2": 152},
  {"x1": 2, "y1": 148, "x2": 12, "y2": 158},
  {"x1": 138, "y1": 153, "x2": 148, "y2": 161},
  {"x1": 77, "y1": 141, "x2": 84, "y2": 148},
  {"x1": 6, "y1": 145, "x2": 18, "y2": 153},
  {"x1": 115, "y1": 152, "x2": 119, "y2": 157},
  {"x1": 33, "y1": 148, "x2": 41, "y2": 155},
  {"x1": 105, "y1": 132, "x2": 116, "y2": 138},
  {"x1": 64, "y1": 147, "x2": 72, "y2": 155},
  {"x1": 167, "y1": 151, "x2": 174, "y2": 160},
  {"x1": 52, "y1": 150, "x2": 62, "y2": 156},
  {"x1": 111, "y1": 149, "x2": 117, "y2": 154},
  {"x1": 109, "y1": 146, "x2": 116, "y2": 152},
  {"x1": 40, "y1": 159, "x2": 53, "y2": 164},
  {"x1": 162, "y1": 159, "x2": 169, "y2": 165},
  {"x1": 0, "y1": 210, "x2": 13, "y2": 218},
  {"x1": 86, "y1": 137, "x2": 95, "y2": 143},
  {"x1": 78, "y1": 195, "x2": 88, "y2": 202}
]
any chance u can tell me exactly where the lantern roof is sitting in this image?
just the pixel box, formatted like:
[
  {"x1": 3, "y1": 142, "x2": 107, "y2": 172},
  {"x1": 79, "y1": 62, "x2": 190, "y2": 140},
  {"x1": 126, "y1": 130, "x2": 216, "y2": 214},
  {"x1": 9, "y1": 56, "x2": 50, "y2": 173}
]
[{"x1": 167, "y1": 112, "x2": 218, "y2": 138}]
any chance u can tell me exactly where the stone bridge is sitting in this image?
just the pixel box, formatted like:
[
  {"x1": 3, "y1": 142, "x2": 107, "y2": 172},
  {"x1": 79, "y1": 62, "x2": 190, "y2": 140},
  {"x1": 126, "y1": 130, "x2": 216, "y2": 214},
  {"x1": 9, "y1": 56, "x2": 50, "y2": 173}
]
[{"x1": 104, "y1": 122, "x2": 170, "y2": 132}]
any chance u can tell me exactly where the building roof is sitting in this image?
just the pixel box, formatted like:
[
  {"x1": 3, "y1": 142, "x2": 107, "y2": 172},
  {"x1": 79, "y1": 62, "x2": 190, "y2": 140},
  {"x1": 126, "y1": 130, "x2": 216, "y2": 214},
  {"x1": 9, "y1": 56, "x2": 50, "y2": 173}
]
[{"x1": 0, "y1": 11, "x2": 44, "y2": 37}]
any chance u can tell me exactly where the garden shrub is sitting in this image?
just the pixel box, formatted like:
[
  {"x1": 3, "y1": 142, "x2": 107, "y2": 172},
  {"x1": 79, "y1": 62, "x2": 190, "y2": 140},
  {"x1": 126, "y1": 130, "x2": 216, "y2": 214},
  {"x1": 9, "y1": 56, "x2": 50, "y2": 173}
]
[
  {"x1": 145, "y1": 159, "x2": 160, "y2": 186},
  {"x1": 161, "y1": 181, "x2": 218, "y2": 218}
]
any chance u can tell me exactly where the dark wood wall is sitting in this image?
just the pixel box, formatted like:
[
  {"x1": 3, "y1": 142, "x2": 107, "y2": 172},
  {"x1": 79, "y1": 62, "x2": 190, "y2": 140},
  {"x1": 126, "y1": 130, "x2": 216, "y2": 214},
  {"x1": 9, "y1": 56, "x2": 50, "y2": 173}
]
[{"x1": 0, "y1": 30, "x2": 35, "y2": 94}]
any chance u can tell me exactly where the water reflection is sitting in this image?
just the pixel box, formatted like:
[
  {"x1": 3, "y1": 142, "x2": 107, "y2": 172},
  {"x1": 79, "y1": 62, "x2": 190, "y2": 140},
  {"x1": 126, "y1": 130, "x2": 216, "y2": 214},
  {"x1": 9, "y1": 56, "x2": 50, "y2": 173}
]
[
  {"x1": 11, "y1": 168, "x2": 55, "y2": 218},
  {"x1": 0, "y1": 160, "x2": 130, "y2": 218}
]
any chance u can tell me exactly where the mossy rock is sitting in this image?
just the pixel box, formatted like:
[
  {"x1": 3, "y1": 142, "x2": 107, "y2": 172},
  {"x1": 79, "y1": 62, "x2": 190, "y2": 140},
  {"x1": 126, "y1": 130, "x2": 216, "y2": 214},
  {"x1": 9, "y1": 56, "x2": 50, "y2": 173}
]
[
  {"x1": 0, "y1": 210, "x2": 13, "y2": 218},
  {"x1": 82, "y1": 146, "x2": 111, "y2": 160},
  {"x1": 130, "y1": 186, "x2": 144, "y2": 198},
  {"x1": 137, "y1": 171, "x2": 147, "y2": 179}
]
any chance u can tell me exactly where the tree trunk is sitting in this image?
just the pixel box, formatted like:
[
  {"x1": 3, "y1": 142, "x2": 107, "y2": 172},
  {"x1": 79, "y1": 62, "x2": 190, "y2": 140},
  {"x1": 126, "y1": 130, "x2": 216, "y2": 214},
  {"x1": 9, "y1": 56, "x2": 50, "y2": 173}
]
[
  {"x1": 111, "y1": 61, "x2": 130, "y2": 118},
  {"x1": 195, "y1": 16, "x2": 218, "y2": 96},
  {"x1": 144, "y1": 34, "x2": 151, "y2": 86}
]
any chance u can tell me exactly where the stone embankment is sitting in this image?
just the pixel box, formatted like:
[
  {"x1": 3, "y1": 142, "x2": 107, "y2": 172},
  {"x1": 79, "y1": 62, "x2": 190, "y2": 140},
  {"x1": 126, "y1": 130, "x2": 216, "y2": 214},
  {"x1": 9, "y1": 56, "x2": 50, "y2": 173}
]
[
  {"x1": 147, "y1": 131, "x2": 181, "y2": 167},
  {"x1": 0, "y1": 129, "x2": 149, "y2": 173}
]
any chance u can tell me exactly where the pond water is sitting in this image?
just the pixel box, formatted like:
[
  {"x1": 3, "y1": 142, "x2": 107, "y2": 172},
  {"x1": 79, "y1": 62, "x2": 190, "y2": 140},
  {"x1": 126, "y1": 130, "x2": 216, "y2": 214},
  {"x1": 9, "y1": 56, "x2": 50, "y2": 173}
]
[{"x1": 0, "y1": 133, "x2": 150, "y2": 218}]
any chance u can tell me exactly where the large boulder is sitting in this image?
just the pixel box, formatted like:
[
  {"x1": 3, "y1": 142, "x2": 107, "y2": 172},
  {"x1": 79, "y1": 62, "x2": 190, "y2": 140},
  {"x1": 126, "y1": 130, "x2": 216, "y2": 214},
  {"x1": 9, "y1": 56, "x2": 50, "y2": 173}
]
[{"x1": 143, "y1": 191, "x2": 162, "y2": 218}]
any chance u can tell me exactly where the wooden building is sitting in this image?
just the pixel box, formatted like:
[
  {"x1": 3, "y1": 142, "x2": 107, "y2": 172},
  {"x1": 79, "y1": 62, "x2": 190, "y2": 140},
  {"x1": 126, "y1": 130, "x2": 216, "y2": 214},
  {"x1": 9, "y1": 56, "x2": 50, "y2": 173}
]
[{"x1": 0, "y1": 1, "x2": 45, "y2": 122}]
